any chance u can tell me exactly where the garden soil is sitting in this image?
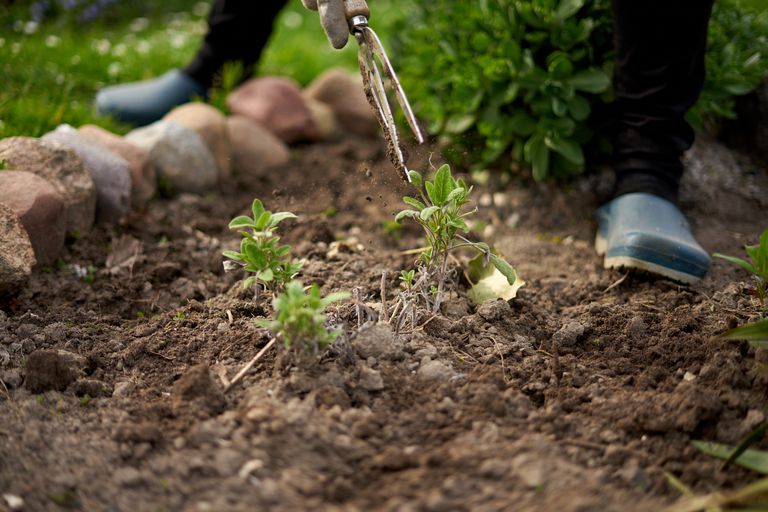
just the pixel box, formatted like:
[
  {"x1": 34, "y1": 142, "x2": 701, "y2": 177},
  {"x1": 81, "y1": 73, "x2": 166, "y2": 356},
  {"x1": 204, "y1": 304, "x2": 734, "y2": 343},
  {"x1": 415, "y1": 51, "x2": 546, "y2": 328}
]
[{"x1": 1, "y1": 134, "x2": 767, "y2": 512}]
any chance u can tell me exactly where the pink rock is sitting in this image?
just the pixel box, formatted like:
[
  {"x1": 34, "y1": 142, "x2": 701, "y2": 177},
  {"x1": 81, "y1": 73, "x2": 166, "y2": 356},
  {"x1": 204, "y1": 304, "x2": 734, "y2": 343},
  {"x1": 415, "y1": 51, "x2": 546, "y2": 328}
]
[
  {"x1": 226, "y1": 116, "x2": 290, "y2": 177},
  {"x1": 305, "y1": 98, "x2": 339, "y2": 141},
  {"x1": 0, "y1": 203, "x2": 35, "y2": 295},
  {"x1": 164, "y1": 103, "x2": 231, "y2": 181},
  {"x1": 227, "y1": 77, "x2": 319, "y2": 144},
  {"x1": 304, "y1": 68, "x2": 378, "y2": 137},
  {"x1": 0, "y1": 136, "x2": 96, "y2": 238},
  {"x1": 78, "y1": 124, "x2": 157, "y2": 208},
  {"x1": 0, "y1": 171, "x2": 66, "y2": 266}
]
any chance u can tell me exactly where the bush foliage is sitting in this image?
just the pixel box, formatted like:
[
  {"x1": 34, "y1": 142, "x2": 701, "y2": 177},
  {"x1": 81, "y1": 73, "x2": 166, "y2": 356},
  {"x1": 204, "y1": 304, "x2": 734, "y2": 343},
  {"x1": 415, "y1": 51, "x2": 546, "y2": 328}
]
[{"x1": 394, "y1": 0, "x2": 768, "y2": 180}]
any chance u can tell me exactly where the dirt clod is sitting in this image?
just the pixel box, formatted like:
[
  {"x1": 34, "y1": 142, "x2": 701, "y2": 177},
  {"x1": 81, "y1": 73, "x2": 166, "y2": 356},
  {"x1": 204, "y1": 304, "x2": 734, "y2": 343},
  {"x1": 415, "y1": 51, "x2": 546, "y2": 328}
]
[
  {"x1": 171, "y1": 364, "x2": 225, "y2": 417},
  {"x1": 24, "y1": 349, "x2": 86, "y2": 393}
]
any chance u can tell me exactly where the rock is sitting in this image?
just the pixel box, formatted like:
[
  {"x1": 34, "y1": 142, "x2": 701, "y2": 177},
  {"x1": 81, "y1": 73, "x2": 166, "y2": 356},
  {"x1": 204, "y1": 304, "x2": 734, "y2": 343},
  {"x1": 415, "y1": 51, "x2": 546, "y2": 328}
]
[
  {"x1": 626, "y1": 316, "x2": 647, "y2": 340},
  {"x1": 113, "y1": 381, "x2": 135, "y2": 398},
  {"x1": 126, "y1": 120, "x2": 218, "y2": 195},
  {"x1": 476, "y1": 299, "x2": 511, "y2": 322},
  {"x1": 227, "y1": 77, "x2": 318, "y2": 143},
  {"x1": 304, "y1": 97, "x2": 338, "y2": 141},
  {"x1": 113, "y1": 467, "x2": 145, "y2": 488},
  {"x1": 2, "y1": 494, "x2": 24, "y2": 511},
  {"x1": 164, "y1": 103, "x2": 231, "y2": 181},
  {"x1": 78, "y1": 124, "x2": 156, "y2": 207},
  {"x1": 351, "y1": 322, "x2": 404, "y2": 360},
  {"x1": 0, "y1": 368, "x2": 23, "y2": 388},
  {"x1": 552, "y1": 321, "x2": 585, "y2": 348},
  {"x1": 358, "y1": 365, "x2": 384, "y2": 391},
  {"x1": 226, "y1": 116, "x2": 290, "y2": 177},
  {"x1": 510, "y1": 453, "x2": 546, "y2": 488},
  {"x1": 0, "y1": 136, "x2": 96, "y2": 237},
  {"x1": 24, "y1": 349, "x2": 87, "y2": 393},
  {"x1": 304, "y1": 68, "x2": 378, "y2": 136},
  {"x1": 417, "y1": 360, "x2": 456, "y2": 384},
  {"x1": 0, "y1": 204, "x2": 36, "y2": 295},
  {"x1": 42, "y1": 126, "x2": 131, "y2": 224},
  {"x1": 171, "y1": 364, "x2": 225, "y2": 417},
  {"x1": 0, "y1": 171, "x2": 66, "y2": 265}
]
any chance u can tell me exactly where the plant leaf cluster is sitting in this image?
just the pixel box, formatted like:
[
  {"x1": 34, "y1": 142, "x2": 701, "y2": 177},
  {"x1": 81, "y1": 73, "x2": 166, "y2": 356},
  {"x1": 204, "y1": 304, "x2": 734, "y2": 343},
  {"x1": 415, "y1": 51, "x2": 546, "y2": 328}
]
[
  {"x1": 393, "y1": 0, "x2": 768, "y2": 180},
  {"x1": 223, "y1": 199, "x2": 301, "y2": 292},
  {"x1": 714, "y1": 228, "x2": 768, "y2": 306},
  {"x1": 256, "y1": 281, "x2": 349, "y2": 353}
]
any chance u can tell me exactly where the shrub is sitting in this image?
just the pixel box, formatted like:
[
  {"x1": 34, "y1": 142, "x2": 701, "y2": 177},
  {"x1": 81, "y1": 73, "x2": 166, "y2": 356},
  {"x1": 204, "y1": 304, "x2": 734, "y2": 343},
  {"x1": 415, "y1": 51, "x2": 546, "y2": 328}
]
[{"x1": 394, "y1": 0, "x2": 768, "y2": 180}]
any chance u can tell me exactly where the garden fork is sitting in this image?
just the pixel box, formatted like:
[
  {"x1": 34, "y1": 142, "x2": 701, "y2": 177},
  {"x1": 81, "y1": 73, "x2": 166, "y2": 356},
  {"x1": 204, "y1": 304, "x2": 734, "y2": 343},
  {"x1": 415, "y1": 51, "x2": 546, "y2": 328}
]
[{"x1": 345, "y1": 0, "x2": 425, "y2": 183}]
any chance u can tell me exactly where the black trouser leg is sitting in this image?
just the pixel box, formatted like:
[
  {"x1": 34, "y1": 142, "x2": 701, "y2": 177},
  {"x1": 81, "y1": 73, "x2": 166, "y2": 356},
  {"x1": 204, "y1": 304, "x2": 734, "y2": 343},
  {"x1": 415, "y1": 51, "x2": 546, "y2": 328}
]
[
  {"x1": 183, "y1": 0, "x2": 289, "y2": 89},
  {"x1": 611, "y1": 0, "x2": 714, "y2": 204}
]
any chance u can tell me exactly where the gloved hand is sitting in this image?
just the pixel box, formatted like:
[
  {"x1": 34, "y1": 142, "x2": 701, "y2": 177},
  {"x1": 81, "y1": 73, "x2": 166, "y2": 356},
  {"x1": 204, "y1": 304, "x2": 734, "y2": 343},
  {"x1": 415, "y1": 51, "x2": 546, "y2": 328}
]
[{"x1": 302, "y1": 0, "x2": 370, "y2": 50}]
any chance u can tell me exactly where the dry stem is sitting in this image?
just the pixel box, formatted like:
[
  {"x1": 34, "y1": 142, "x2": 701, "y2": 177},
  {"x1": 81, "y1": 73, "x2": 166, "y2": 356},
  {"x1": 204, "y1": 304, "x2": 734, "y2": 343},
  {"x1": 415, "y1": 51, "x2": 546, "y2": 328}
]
[{"x1": 224, "y1": 338, "x2": 276, "y2": 393}]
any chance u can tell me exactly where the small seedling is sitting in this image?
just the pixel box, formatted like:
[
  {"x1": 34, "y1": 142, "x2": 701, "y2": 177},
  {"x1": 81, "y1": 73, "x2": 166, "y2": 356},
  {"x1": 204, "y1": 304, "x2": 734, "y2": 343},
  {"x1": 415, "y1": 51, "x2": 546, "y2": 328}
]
[
  {"x1": 79, "y1": 394, "x2": 91, "y2": 406},
  {"x1": 223, "y1": 199, "x2": 302, "y2": 295},
  {"x1": 399, "y1": 269, "x2": 415, "y2": 290},
  {"x1": 395, "y1": 164, "x2": 521, "y2": 311},
  {"x1": 714, "y1": 228, "x2": 768, "y2": 307},
  {"x1": 256, "y1": 280, "x2": 349, "y2": 354}
]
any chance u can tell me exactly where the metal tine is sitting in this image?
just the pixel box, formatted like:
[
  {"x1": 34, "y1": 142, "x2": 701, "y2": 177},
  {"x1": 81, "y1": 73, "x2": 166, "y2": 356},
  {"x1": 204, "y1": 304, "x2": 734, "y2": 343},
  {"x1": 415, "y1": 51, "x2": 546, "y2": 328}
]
[
  {"x1": 362, "y1": 27, "x2": 425, "y2": 144},
  {"x1": 360, "y1": 38, "x2": 409, "y2": 180}
]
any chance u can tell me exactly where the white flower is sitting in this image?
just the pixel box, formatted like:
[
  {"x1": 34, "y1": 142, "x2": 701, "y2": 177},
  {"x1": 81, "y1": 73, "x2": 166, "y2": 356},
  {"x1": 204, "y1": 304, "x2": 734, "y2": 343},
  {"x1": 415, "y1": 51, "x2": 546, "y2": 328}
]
[
  {"x1": 282, "y1": 11, "x2": 302, "y2": 29},
  {"x1": 170, "y1": 33, "x2": 187, "y2": 49},
  {"x1": 108, "y1": 62, "x2": 122, "y2": 77},
  {"x1": 0, "y1": 38, "x2": 6, "y2": 48},
  {"x1": 92, "y1": 39, "x2": 111, "y2": 55},
  {"x1": 11, "y1": 43, "x2": 21, "y2": 55},
  {"x1": 129, "y1": 17, "x2": 149, "y2": 32},
  {"x1": 45, "y1": 35, "x2": 60, "y2": 48},
  {"x1": 24, "y1": 21, "x2": 39, "y2": 34},
  {"x1": 193, "y1": 2, "x2": 209, "y2": 17},
  {"x1": 137, "y1": 41, "x2": 151, "y2": 55},
  {"x1": 112, "y1": 43, "x2": 126, "y2": 57},
  {"x1": 70, "y1": 54, "x2": 81, "y2": 65}
]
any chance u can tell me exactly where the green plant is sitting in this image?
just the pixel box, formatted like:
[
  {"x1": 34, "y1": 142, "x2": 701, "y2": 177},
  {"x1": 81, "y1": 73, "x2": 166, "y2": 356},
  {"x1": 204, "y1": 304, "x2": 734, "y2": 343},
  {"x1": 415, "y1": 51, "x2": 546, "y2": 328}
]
[
  {"x1": 207, "y1": 61, "x2": 245, "y2": 115},
  {"x1": 223, "y1": 199, "x2": 302, "y2": 295},
  {"x1": 256, "y1": 280, "x2": 349, "y2": 353},
  {"x1": 399, "y1": 269, "x2": 416, "y2": 290},
  {"x1": 79, "y1": 394, "x2": 91, "y2": 406},
  {"x1": 394, "y1": 0, "x2": 768, "y2": 180},
  {"x1": 714, "y1": 228, "x2": 768, "y2": 307},
  {"x1": 395, "y1": 164, "x2": 521, "y2": 310}
]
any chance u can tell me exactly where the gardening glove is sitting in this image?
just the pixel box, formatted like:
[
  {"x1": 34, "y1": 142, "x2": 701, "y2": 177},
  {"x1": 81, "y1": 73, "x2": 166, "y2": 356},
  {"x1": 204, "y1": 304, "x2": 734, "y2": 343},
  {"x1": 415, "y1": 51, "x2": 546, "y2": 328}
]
[{"x1": 301, "y1": 0, "x2": 370, "y2": 50}]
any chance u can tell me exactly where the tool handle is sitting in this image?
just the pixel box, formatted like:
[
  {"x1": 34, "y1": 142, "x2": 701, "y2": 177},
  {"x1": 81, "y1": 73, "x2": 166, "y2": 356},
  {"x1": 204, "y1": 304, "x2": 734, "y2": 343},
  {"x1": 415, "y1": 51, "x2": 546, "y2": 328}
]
[{"x1": 344, "y1": 0, "x2": 370, "y2": 20}]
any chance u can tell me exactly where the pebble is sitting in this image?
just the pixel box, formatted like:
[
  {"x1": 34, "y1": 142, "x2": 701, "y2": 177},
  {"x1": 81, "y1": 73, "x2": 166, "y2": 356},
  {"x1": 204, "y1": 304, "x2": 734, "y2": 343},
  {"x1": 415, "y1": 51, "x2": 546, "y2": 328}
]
[
  {"x1": 227, "y1": 76, "x2": 318, "y2": 143},
  {"x1": 358, "y1": 365, "x2": 384, "y2": 391},
  {"x1": 417, "y1": 360, "x2": 456, "y2": 384},
  {"x1": 303, "y1": 68, "x2": 378, "y2": 136},
  {"x1": 225, "y1": 115, "x2": 290, "y2": 177},
  {"x1": 2, "y1": 494, "x2": 24, "y2": 511},
  {"x1": 0, "y1": 136, "x2": 96, "y2": 237},
  {"x1": 43, "y1": 125, "x2": 132, "y2": 224},
  {"x1": 476, "y1": 299, "x2": 511, "y2": 322},
  {"x1": 0, "y1": 203, "x2": 36, "y2": 295},
  {"x1": 78, "y1": 124, "x2": 156, "y2": 207},
  {"x1": 126, "y1": 120, "x2": 218, "y2": 195},
  {"x1": 553, "y1": 321, "x2": 585, "y2": 348},
  {"x1": 164, "y1": 103, "x2": 231, "y2": 181},
  {"x1": 0, "y1": 170, "x2": 66, "y2": 265},
  {"x1": 352, "y1": 322, "x2": 404, "y2": 360},
  {"x1": 509, "y1": 453, "x2": 546, "y2": 488},
  {"x1": 24, "y1": 349, "x2": 87, "y2": 392},
  {"x1": 113, "y1": 381, "x2": 135, "y2": 398},
  {"x1": 113, "y1": 466, "x2": 144, "y2": 487}
]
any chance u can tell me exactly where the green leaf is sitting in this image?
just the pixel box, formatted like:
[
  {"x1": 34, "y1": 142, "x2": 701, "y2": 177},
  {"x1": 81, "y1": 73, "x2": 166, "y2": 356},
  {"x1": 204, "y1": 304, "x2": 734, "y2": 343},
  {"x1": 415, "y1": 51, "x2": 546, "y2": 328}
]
[
  {"x1": 259, "y1": 268, "x2": 274, "y2": 282},
  {"x1": 407, "y1": 170, "x2": 423, "y2": 189},
  {"x1": 420, "y1": 205, "x2": 440, "y2": 220},
  {"x1": 222, "y1": 250, "x2": 243, "y2": 261},
  {"x1": 320, "y1": 291, "x2": 351, "y2": 307},
  {"x1": 508, "y1": 110, "x2": 537, "y2": 136},
  {"x1": 568, "y1": 95, "x2": 591, "y2": 121},
  {"x1": 244, "y1": 244, "x2": 267, "y2": 268},
  {"x1": 717, "y1": 318, "x2": 768, "y2": 344},
  {"x1": 268, "y1": 212, "x2": 298, "y2": 228},
  {"x1": 466, "y1": 252, "x2": 525, "y2": 304},
  {"x1": 713, "y1": 253, "x2": 757, "y2": 275},
  {"x1": 545, "y1": 135, "x2": 585, "y2": 166},
  {"x1": 555, "y1": 0, "x2": 585, "y2": 20},
  {"x1": 254, "y1": 211, "x2": 272, "y2": 231},
  {"x1": 448, "y1": 218, "x2": 469, "y2": 231},
  {"x1": 251, "y1": 199, "x2": 265, "y2": 220},
  {"x1": 490, "y1": 254, "x2": 519, "y2": 286},
  {"x1": 568, "y1": 69, "x2": 611, "y2": 93},
  {"x1": 395, "y1": 209, "x2": 419, "y2": 223},
  {"x1": 445, "y1": 114, "x2": 475, "y2": 134},
  {"x1": 525, "y1": 135, "x2": 550, "y2": 181},
  {"x1": 403, "y1": 196, "x2": 426, "y2": 210},
  {"x1": 243, "y1": 276, "x2": 257, "y2": 289},
  {"x1": 692, "y1": 440, "x2": 768, "y2": 474},
  {"x1": 430, "y1": 164, "x2": 453, "y2": 205},
  {"x1": 229, "y1": 216, "x2": 255, "y2": 229}
]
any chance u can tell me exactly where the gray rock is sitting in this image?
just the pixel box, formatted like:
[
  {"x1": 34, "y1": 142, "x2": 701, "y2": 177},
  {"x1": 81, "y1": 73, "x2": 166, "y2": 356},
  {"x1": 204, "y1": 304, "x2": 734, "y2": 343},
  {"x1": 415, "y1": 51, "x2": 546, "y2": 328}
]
[
  {"x1": 0, "y1": 136, "x2": 96, "y2": 237},
  {"x1": 126, "y1": 120, "x2": 218, "y2": 195},
  {"x1": 24, "y1": 349, "x2": 87, "y2": 392},
  {"x1": 352, "y1": 322, "x2": 403, "y2": 360},
  {"x1": 78, "y1": 124, "x2": 156, "y2": 207},
  {"x1": 553, "y1": 321, "x2": 585, "y2": 348},
  {"x1": 227, "y1": 77, "x2": 318, "y2": 143},
  {"x1": 358, "y1": 365, "x2": 384, "y2": 391},
  {"x1": 0, "y1": 171, "x2": 66, "y2": 265},
  {"x1": 42, "y1": 126, "x2": 131, "y2": 224},
  {"x1": 0, "y1": 203, "x2": 36, "y2": 296},
  {"x1": 417, "y1": 360, "x2": 455, "y2": 384},
  {"x1": 164, "y1": 103, "x2": 231, "y2": 181},
  {"x1": 476, "y1": 299, "x2": 511, "y2": 321},
  {"x1": 113, "y1": 466, "x2": 145, "y2": 488},
  {"x1": 226, "y1": 116, "x2": 290, "y2": 177},
  {"x1": 626, "y1": 316, "x2": 647, "y2": 340}
]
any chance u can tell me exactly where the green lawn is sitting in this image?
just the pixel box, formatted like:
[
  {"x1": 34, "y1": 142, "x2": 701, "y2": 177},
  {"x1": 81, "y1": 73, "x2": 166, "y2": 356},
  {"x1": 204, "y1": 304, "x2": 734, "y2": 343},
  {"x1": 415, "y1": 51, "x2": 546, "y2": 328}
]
[{"x1": 0, "y1": 0, "x2": 411, "y2": 138}]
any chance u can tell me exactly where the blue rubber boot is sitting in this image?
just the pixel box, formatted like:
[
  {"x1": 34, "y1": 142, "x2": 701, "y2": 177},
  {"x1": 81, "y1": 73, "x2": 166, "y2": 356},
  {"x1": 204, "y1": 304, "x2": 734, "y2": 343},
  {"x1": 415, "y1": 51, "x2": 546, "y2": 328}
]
[
  {"x1": 595, "y1": 193, "x2": 710, "y2": 284},
  {"x1": 95, "y1": 70, "x2": 207, "y2": 126}
]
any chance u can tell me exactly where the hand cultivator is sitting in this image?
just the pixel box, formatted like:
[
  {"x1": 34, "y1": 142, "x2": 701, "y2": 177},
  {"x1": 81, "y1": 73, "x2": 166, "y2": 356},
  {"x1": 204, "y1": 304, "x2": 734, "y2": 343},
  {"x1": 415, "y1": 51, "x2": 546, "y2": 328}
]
[{"x1": 345, "y1": 0, "x2": 425, "y2": 182}]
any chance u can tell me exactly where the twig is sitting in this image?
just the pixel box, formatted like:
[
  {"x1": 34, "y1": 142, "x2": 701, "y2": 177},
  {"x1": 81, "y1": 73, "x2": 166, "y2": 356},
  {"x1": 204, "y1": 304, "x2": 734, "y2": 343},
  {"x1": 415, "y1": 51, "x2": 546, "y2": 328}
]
[
  {"x1": 380, "y1": 271, "x2": 388, "y2": 322},
  {"x1": 353, "y1": 288, "x2": 363, "y2": 329},
  {"x1": 603, "y1": 273, "x2": 628, "y2": 293},
  {"x1": 485, "y1": 335, "x2": 509, "y2": 384},
  {"x1": 146, "y1": 349, "x2": 175, "y2": 361},
  {"x1": 224, "y1": 338, "x2": 276, "y2": 393},
  {"x1": 0, "y1": 377, "x2": 11, "y2": 401}
]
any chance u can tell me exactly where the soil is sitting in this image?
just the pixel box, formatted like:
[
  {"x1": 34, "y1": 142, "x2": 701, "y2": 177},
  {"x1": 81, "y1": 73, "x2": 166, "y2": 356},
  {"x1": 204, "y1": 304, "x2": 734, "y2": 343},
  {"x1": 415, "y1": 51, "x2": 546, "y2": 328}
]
[{"x1": 0, "y1": 134, "x2": 767, "y2": 512}]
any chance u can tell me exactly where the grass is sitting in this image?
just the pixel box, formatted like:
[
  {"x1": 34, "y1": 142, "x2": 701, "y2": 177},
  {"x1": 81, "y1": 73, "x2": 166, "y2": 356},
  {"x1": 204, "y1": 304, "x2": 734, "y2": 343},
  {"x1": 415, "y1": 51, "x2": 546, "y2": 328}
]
[{"x1": 0, "y1": 0, "x2": 412, "y2": 138}]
